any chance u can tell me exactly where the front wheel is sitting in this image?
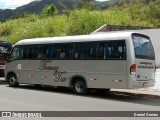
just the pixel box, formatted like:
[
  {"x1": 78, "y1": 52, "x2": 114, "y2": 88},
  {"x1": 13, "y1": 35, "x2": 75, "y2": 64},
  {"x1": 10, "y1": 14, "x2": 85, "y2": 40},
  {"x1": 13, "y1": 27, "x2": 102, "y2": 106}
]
[
  {"x1": 73, "y1": 79, "x2": 87, "y2": 95},
  {"x1": 7, "y1": 74, "x2": 19, "y2": 87}
]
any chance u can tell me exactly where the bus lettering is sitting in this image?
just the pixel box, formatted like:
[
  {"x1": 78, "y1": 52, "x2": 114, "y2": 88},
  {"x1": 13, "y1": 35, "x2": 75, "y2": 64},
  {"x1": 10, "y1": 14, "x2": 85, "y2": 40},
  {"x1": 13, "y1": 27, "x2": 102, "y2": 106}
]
[
  {"x1": 39, "y1": 60, "x2": 59, "y2": 71},
  {"x1": 53, "y1": 70, "x2": 66, "y2": 82}
]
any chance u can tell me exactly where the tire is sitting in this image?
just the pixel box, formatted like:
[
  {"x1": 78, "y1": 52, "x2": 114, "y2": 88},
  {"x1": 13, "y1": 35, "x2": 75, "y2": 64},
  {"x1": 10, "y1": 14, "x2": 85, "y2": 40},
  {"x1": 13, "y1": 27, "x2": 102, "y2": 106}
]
[
  {"x1": 73, "y1": 79, "x2": 87, "y2": 95},
  {"x1": 7, "y1": 74, "x2": 19, "y2": 87}
]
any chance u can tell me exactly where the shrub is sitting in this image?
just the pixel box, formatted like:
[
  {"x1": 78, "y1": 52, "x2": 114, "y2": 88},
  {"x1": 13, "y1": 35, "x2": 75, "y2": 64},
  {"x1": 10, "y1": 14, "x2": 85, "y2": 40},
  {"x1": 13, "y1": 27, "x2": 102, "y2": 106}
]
[{"x1": 0, "y1": 23, "x2": 11, "y2": 37}]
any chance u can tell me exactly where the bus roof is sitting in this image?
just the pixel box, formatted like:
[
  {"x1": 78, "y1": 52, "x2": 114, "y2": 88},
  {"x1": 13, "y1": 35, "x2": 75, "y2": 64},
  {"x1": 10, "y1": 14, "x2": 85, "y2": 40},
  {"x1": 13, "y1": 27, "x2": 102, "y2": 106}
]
[{"x1": 15, "y1": 32, "x2": 141, "y2": 45}]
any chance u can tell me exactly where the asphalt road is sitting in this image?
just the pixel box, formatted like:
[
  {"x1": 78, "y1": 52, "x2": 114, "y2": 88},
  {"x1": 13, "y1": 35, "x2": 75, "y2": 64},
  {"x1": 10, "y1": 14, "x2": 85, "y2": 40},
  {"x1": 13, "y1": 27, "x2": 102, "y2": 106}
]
[{"x1": 0, "y1": 80, "x2": 160, "y2": 120}]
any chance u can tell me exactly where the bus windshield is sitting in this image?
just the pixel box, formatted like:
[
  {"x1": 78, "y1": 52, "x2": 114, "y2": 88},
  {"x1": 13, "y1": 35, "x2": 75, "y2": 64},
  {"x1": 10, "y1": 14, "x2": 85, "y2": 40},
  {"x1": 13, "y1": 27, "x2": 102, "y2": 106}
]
[{"x1": 132, "y1": 34, "x2": 155, "y2": 60}]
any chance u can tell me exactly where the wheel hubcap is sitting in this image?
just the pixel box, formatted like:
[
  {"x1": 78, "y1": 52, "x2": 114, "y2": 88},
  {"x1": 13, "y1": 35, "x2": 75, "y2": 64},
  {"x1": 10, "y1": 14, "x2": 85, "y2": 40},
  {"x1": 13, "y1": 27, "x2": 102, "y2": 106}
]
[
  {"x1": 76, "y1": 82, "x2": 84, "y2": 92},
  {"x1": 10, "y1": 77, "x2": 16, "y2": 85}
]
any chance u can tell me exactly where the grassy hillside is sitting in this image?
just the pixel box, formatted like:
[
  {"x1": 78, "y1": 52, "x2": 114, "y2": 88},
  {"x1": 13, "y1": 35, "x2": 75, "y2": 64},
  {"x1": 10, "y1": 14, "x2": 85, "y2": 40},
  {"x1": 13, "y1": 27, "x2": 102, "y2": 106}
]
[
  {"x1": 0, "y1": 0, "x2": 118, "y2": 21},
  {"x1": 0, "y1": 8, "x2": 157, "y2": 44}
]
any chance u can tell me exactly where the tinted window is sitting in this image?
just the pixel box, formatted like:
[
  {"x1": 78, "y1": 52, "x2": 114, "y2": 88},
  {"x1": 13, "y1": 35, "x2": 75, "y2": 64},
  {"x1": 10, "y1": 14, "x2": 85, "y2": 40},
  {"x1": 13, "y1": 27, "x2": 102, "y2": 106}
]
[
  {"x1": 53, "y1": 43, "x2": 74, "y2": 59},
  {"x1": 9, "y1": 46, "x2": 28, "y2": 61},
  {"x1": 100, "y1": 41, "x2": 126, "y2": 59},
  {"x1": 74, "y1": 41, "x2": 126, "y2": 60},
  {"x1": 132, "y1": 34, "x2": 155, "y2": 60},
  {"x1": 9, "y1": 41, "x2": 126, "y2": 61},
  {"x1": 75, "y1": 42, "x2": 98, "y2": 59},
  {"x1": 28, "y1": 44, "x2": 53, "y2": 60}
]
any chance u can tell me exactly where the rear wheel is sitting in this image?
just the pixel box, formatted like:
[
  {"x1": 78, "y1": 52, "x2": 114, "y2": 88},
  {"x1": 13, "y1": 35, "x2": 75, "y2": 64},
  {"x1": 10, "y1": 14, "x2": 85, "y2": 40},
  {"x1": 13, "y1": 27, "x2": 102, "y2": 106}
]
[
  {"x1": 7, "y1": 74, "x2": 19, "y2": 87},
  {"x1": 73, "y1": 79, "x2": 87, "y2": 95}
]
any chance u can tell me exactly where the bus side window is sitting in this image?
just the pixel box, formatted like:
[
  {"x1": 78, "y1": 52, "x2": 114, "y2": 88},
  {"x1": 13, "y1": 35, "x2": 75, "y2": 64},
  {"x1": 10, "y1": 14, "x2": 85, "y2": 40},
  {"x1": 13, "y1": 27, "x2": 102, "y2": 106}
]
[
  {"x1": 54, "y1": 44, "x2": 68, "y2": 59},
  {"x1": 10, "y1": 47, "x2": 19, "y2": 60},
  {"x1": 46, "y1": 44, "x2": 54, "y2": 59},
  {"x1": 104, "y1": 41, "x2": 126, "y2": 60},
  {"x1": 28, "y1": 46, "x2": 38, "y2": 59},
  {"x1": 53, "y1": 43, "x2": 75, "y2": 60},
  {"x1": 113, "y1": 42, "x2": 121, "y2": 58},
  {"x1": 108, "y1": 42, "x2": 119, "y2": 58},
  {"x1": 19, "y1": 46, "x2": 28, "y2": 59},
  {"x1": 64, "y1": 43, "x2": 74, "y2": 59},
  {"x1": 60, "y1": 49, "x2": 65, "y2": 59},
  {"x1": 75, "y1": 43, "x2": 90, "y2": 59},
  {"x1": 54, "y1": 44, "x2": 61, "y2": 59},
  {"x1": 28, "y1": 45, "x2": 46, "y2": 60},
  {"x1": 28, "y1": 46, "x2": 33, "y2": 59},
  {"x1": 98, "y1": 42, "x2": 104, "y2": 59},
  {"x1": 38, "y1": 47, "x2": 45, "y2": 59},
  {"x1": 89, "y1": 42, "x2": 98, "y2": 59},
  {"x1": 104, "y1": 42, "x2": 110, "y2": 59},
  {"x1": 22, "y1": 46, "x2": 29, "y2": 59},
  {"x1": 75, "y1": 43, "x2": 80, "y2": 59},
  {"x1": 75, "y1": 43, "x2": 81, "y2": 59},
  {"x1": 119, "y1": 41, "x2": 126, "y2": 59},
  {"x1": 80, "y1": 47, "x2": 85, "y2": 59},
  {"x1": 9, "y1": 46, "x2": 25, "y2": 60}
]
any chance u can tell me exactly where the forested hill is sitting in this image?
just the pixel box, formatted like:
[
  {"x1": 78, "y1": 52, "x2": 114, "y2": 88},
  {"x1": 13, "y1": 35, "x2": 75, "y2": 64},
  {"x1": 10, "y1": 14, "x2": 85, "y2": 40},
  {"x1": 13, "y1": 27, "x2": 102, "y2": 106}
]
[
  {"x1": 0, "y1": 0, "x2": 160, "y2": 44},
  {"x1": 0, "y1": 0, "x2": 117, "y2": 21}
]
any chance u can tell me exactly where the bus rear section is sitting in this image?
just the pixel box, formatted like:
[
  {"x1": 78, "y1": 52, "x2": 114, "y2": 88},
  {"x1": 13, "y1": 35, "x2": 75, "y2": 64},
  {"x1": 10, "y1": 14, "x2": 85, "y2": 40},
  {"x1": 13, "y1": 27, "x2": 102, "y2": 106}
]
[{"x1": 129, "y1": 33, "x2": 155, "y2": 88}]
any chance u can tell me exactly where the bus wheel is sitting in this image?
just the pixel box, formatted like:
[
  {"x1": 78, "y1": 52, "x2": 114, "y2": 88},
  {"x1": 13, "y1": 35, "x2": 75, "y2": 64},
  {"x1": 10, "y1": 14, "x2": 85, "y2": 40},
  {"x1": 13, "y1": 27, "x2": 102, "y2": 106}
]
[
  {"x1": 7, "y1": 74, "x2": 19, "y2": 87},
  {"x1": 73, "y1": 79, "x2": 87, "y2": 95}
]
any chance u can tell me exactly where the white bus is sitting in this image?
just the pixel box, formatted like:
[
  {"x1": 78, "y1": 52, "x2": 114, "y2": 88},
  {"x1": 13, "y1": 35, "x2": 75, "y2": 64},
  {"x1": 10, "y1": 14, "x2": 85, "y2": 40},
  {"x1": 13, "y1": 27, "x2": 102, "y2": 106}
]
[{"x1": 5, "y1": 32, "x2": 156, "y2": 95}]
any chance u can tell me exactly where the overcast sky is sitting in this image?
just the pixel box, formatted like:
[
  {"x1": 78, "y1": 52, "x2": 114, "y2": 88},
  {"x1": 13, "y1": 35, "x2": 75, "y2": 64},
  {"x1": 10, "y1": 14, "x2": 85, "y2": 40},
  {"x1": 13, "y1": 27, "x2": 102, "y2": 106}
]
[{"x1": 0, "y1": 0, "x2": 109, "y2": 10}]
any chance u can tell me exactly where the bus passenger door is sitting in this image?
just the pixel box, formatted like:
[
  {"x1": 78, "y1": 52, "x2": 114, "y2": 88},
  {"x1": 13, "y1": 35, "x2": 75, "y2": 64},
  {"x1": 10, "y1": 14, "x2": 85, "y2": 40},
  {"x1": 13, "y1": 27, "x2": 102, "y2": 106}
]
[
  {"x1": 6, "y1": 45, "x2": 29, "y2": 84},
  {"x1": 15, "y1": 60, "x2": 29, "y2": 84}
]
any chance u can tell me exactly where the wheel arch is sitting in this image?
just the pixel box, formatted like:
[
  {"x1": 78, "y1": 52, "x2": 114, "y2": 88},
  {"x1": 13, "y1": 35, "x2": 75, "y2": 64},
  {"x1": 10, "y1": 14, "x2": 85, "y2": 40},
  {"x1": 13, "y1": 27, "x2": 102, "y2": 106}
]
[
  {"x1": 6, "y1": 71, "x2": 17, "y2": 81},
  {"x1": 70, "y1": 75, "x2": 88, "y2": 88},
  {"x1": 7, "y1": 71, "x2": 19, "y2": 87}
]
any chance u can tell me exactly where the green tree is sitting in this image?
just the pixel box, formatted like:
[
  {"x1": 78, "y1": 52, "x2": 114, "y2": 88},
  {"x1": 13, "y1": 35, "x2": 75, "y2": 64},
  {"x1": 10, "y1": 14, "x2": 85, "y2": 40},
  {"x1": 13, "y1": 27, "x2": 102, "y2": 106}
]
[
  {"x1": 147, "y1": 0, "x2": 160, "y2": 27},
  {"x1": 41, "y1": 4, "x2": 58, "y2": 17},
  {"x1": 122, "y1": 0, "x2": 160, "y2": 27},
  {"x1": 74, "y1": 0, "x2": 95, "y2": 10},
  {"x1": 119, "y1": 0, "x2": 130, "y2": 7},
  {"x1": 10, "y1": 12, "x2": 32, "y2": 19},
  {"x1": 127, "y1": 0, "x2": 147, "y2": 20},
  {"x1": 59, "y1": 1, "x2": 71, "y2": 16}
]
